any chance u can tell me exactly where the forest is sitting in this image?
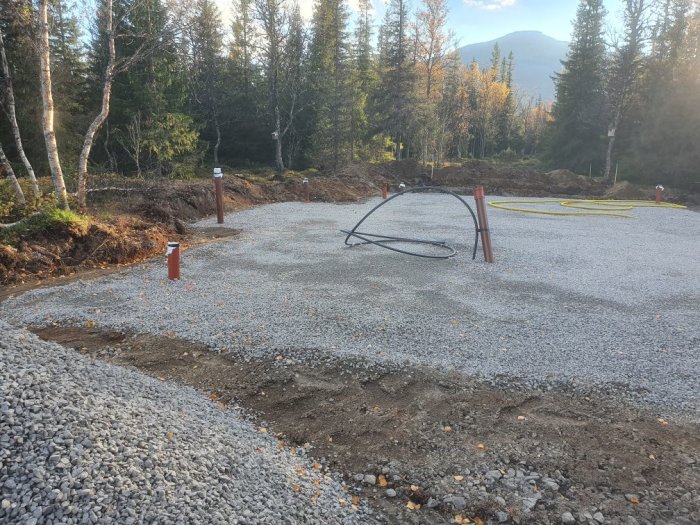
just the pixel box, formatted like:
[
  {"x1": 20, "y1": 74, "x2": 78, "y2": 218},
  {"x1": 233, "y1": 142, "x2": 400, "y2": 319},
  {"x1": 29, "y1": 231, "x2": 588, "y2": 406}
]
[{"x1": 0, "y1": 0, "x2": 698, "y2": 211}]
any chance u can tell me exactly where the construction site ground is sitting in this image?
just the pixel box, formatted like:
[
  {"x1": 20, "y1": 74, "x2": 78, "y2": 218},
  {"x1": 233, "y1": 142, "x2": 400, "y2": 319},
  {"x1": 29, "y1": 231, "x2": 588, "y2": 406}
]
[{"x1": 2, "y1": 180, "x2": 698, "y2": 525}]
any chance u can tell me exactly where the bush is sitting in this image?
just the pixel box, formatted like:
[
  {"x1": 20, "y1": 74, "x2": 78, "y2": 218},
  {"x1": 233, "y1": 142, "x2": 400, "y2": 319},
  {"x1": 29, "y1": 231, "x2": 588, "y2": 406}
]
[
  {"x1": 493, "y1": 148, "x2": 519, "y2": 162},
  {"x1": 0, "y1": 179, "x2": 58, "y2": 224}
]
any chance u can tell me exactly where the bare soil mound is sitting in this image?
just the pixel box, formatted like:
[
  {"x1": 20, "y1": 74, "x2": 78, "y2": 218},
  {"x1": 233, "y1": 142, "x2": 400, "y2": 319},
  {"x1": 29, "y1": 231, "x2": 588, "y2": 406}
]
[
  {"x1": 0, "y1": 217, "x2": 168, "y2": 285},
  {"x1": 429, "y1": 162, "x2": 607, "y2": 197},
  {"x1": 604, "y1": 181, "x2": 652, "y2": 200}
]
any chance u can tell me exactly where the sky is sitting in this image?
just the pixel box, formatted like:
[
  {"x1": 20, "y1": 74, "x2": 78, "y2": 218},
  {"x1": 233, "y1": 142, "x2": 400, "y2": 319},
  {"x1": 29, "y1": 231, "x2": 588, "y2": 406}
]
[{"x1": 215, "y1": 0, "x2": 623, "y2": 46}]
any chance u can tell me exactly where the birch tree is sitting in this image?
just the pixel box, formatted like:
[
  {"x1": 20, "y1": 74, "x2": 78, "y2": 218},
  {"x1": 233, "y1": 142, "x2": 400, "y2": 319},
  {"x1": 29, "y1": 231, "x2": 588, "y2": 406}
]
[
  {"x1": 0, "y1": 26, "x2": 39, "y2": 198},
  {"x1": 38, "y1": 0, "x2": 69, "y2": 209},
  {"x1": 256, "y1": 0, "x2": 286, "y2": 173},
  {"x1": 603, "y1": 0, "x2": 650, "y2": 181},
  {"x1": 77, "y1": 0, "x2": 115, "y2": 209},
  {"x1": 0, "y1": 141, "x2": 25, "y2": 205}
]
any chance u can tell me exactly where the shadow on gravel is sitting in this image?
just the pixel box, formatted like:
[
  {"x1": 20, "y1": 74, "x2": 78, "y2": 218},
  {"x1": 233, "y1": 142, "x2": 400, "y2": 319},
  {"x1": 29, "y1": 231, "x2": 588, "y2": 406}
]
[{"x1": 34, "y1": 327, "x2": 700, "y2": 525}]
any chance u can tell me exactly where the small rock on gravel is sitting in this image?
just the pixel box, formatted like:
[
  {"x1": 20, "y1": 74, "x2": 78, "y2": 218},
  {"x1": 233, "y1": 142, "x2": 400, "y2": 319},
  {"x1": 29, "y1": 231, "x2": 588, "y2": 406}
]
[
  {"x1": 561, "y1": 511, "x2": 576, "y2": 524},
  {"x1": 445, "y1": 496, "x2": 466, "y2": 510}
]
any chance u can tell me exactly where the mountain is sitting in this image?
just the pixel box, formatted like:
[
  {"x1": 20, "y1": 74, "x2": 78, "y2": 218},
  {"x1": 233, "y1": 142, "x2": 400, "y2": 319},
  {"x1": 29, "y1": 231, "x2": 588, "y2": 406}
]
[{"x1": 457, "y1": 31, "x2": 569, "y2": 101}]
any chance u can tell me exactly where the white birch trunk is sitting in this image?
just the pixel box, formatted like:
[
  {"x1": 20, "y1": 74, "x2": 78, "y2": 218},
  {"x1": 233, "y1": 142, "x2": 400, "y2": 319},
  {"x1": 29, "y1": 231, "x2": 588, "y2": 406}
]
[
  {"x1": 274, "y1": 106, "x2": 284, "y2": 174},
  {"x1": 38, "y1": 0, "x2": 69, "y2": 210},
  {"x1": 0, "y1": 27, "x2": 40, "y2": 197},
  {"x1": 77, "y1": 0, "x2": 115, "y2": 210},
  {"x1": 0, "y1": 142, "x2": 26, "y2": 206}
]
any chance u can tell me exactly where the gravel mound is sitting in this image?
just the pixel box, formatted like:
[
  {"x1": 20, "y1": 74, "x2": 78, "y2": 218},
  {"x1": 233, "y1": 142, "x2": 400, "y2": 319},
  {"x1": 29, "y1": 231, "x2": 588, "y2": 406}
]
[
  {"x1": 0, "y1": 321, "x2": 375, "y2": 525},
  {"x1": 2, "y1": 196, "x2": 699, "y2": 418}
]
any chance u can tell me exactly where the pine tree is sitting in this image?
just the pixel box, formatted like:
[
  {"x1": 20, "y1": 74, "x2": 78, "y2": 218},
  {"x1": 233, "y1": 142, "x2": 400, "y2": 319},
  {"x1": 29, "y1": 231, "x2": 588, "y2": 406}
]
[
  {"x1": 308, "y1": 0, "x2": 352, "y2": 169},
  {"x1": 0, "y1": 0, "x2": 45, "y2": 182},
  {"x1": 620, "y1": 0, "x2": 699, "y2": 186},
  {"x1": 350, "y1": 0, "x2": 375, "y2": 160},
  {"x1": 375, "y1": 0, "x2": 414, "y2": 160},
  {"x1": 603, "y1": 0, "x2": 651, "y2": 181},
  {"x1": 545, "y1": 0, "x2": 608, "y2": 173},
  {"x1": 188, "y1": 0, "x2": 225, "y2": 165},
  {"x1": 280, "y1": 3, "x2": 307, "y2": 169},
  {"x1": 48, "y1": 0, "x2": 89, "y2": 170},
  {"x1": 226, "y1": 0, "x2": 266, "y2": 164}
]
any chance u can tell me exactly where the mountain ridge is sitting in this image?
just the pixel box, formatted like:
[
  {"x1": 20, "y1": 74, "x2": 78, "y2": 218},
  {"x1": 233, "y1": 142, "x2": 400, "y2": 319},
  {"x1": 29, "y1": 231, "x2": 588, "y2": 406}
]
[{"x1": 457, "y1": 31, "x2": 569, "y2": 101}]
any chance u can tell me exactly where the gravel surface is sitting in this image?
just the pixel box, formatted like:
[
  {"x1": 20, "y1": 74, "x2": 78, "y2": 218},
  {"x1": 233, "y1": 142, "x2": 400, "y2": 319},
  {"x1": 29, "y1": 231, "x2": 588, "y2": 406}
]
[
  {"x1": 0, "y1": 321, "x2": 376, "y2": 524},
  {"x1": 2, "y1": 195, "x2": 698, "y2": 417}
]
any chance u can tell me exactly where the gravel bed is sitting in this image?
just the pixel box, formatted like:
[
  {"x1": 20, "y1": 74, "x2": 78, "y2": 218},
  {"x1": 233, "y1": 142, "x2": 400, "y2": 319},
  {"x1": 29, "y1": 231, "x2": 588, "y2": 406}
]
[
  {"x1": 0, "y1": 321, "x2": 376, "y2": 525},
  {"x1": 2, "y1": 195, "x2": 698, "y2": 417}
]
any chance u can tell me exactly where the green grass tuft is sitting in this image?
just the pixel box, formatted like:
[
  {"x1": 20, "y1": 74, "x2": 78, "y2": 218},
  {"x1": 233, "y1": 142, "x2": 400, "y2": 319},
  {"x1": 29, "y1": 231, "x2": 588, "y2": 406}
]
[{"x1": 0, "y1": 207, "x2": 90, "y2": 246}]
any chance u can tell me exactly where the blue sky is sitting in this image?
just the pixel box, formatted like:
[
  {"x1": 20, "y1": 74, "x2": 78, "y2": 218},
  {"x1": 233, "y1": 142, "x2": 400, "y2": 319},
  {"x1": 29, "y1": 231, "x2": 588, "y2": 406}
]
[
  {"x1": 214, "y1": 0, "x2": 622, "y2": 46},
  {"x1": 369, "y1": 0, "x2": 621, "y2": 45}
]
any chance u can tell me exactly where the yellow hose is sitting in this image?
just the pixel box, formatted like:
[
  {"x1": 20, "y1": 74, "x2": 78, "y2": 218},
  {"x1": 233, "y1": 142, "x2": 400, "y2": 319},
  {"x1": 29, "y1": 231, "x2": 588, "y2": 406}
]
[{"x1": 487, "y1": 199, "x2": 686, "y2": 218}]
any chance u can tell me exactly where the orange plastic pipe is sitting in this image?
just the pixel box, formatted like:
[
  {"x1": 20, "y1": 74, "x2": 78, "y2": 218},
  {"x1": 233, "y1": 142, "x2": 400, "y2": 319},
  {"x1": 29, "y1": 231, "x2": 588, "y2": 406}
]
[{"x1": 167, "y1": 242, "x2": 180, "y2": 280}]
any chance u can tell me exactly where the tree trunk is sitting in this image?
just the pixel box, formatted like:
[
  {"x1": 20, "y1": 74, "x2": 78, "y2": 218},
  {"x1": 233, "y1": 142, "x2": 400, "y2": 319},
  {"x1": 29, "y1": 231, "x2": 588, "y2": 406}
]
[
  {"x1": 77, "y1": 0, "x2": 115, "y2": 210},
  {"x1": 274, "y1": 105, "x2": 284, "y2": 174},
  {"x1": 38, "y1": 0, "x2": 69, "y2": 210},
  {"x1": 604, "y1": 110, "x2": 621, "y2": 182},
  {"x1": 0, "y1": 142, "x2": 26, "y2": 206},
  {"x1": 0, "y1": 27, "x2": 40, "y2": 197},
  {"x1": 104, "y1": 120, "x2": 117, "y2": 172}
]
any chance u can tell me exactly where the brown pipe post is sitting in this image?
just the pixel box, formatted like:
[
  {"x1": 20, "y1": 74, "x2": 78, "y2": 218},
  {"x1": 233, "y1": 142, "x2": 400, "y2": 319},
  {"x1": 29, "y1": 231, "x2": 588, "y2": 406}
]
[
  {"x1": 473, "y1": 186, "x2": 494, "y2": 263},
  {"x1": 655, "y1": 185, "x2": 664, "y2": 204},
  {"x1": 167, "y1": 241, "x2": 180, "y2": 280},
  {"x1": 303, "y1": 177, "x2": 309, "y2": 203},
  {"x1": 214, "y1": 167, "x2": 224, "y2": 224},
  {"x1": 382, "y1": 184, "x2": 388, "y2": 199}
]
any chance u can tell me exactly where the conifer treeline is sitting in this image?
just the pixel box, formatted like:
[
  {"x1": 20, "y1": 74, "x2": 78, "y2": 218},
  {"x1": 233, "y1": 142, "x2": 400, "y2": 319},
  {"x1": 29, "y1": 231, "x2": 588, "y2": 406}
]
[
  {"x1": 0, "y1": 0, "x2": 698, "y2": 192},
  {"x1": 547, "y1": 0, "x2": 699, "y2": 185}
]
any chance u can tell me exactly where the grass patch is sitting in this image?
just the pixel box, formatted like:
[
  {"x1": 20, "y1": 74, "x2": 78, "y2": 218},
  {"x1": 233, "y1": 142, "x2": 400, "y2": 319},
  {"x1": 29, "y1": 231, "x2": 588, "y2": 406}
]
[{"x1": 0, "y1": 207, "x2": 90, "y2": 246}]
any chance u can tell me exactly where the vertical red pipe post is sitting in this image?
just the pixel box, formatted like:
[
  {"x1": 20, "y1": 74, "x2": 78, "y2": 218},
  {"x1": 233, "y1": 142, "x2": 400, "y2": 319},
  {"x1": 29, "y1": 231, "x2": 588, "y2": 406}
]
[
  {"x1": 473, "y1": 186, "x2": 494, "y2": 263},
  {"x1": 382, "y1": 184, "x2": 388, "y2": 199},
  {"x1": 214, "y1": 167, "x2": 224, "y2": 224},
  {"x1": 303, "y1": 177, "x2": 309, "y2": 203},
  {"x1": 167, "y1": 241, "x2": 180, "y2": 280},
  {"x1": 655, "y1": 185, "x2": 664, "y2": 204}
]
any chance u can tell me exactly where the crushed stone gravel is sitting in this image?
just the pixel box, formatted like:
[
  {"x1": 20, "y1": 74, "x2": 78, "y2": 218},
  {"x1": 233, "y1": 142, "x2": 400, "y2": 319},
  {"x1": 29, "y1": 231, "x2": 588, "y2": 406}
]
[
  {"x1": 1, "y1": 195, "x2": 698, "y2": 418},
  {"x1": 0, "y1": 321, "x2": 376, "y2": 525}
]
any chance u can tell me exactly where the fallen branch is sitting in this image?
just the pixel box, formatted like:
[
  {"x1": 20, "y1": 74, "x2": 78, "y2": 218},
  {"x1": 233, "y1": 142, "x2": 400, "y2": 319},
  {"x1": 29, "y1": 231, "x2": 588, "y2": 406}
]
[{"x1": 0, "y1": 212, "x2": 40, "y2": 229}]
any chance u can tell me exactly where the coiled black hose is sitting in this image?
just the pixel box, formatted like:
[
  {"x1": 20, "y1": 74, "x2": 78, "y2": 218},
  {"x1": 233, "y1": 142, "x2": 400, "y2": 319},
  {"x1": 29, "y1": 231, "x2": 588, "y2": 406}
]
[{"x1": 341, "y1": 187, "x2": 480, "y2": 260}]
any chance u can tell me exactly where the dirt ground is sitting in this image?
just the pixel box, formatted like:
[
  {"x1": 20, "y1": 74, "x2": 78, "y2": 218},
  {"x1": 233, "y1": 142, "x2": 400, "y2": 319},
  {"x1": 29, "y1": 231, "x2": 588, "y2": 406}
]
[{"x1": 32, "y1": 326, "x2": 700, "y2": 525}]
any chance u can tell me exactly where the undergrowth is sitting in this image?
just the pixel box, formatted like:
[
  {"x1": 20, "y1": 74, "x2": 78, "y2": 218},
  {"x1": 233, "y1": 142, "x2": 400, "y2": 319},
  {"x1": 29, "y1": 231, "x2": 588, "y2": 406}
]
[{"x1": 0, "y1": 207, "x2": 90, "y2": 246}]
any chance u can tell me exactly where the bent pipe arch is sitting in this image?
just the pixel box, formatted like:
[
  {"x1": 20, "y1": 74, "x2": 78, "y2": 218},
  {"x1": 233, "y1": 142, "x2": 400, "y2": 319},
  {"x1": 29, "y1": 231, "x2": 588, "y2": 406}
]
[{"x1": 341, "y1": 187, "x2": 480, "y2": 260}]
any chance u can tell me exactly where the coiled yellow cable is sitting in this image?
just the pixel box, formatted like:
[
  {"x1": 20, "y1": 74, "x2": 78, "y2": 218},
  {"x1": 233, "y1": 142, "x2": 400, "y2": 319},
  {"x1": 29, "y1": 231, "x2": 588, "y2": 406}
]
[{"x1": 488, "y1": 199, "x2": 686, "y2": 218}]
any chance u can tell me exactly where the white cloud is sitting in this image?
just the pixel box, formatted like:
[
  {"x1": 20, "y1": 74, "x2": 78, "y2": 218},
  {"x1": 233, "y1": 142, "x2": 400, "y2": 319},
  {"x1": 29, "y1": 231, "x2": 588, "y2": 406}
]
[{"x1": 464, "y1": 0, "x2": 517, "y2": 10}]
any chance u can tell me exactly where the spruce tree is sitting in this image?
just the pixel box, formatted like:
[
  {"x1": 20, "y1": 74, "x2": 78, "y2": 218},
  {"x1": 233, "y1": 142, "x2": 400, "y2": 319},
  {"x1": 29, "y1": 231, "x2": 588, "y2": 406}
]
[
  {"x1": 308, "y1": 0, "x2": 352, "y2": 169},
  {"x1": 350, "y1": 0, "x2": 375, "y2": 160},
  {"x1": 545, "y1": 0, "x2": 608, "y2": 173},
  {"x1": 188, "y1": 0, "x2": 225, "y2": 164},
  {"x1": 375, "y1": 0, "x2": 414, "y2": 160}
]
